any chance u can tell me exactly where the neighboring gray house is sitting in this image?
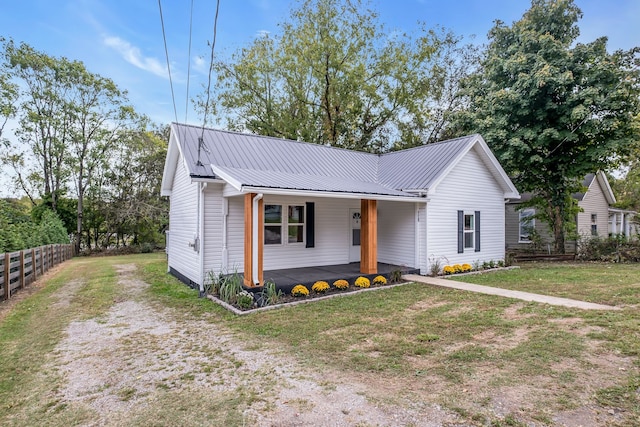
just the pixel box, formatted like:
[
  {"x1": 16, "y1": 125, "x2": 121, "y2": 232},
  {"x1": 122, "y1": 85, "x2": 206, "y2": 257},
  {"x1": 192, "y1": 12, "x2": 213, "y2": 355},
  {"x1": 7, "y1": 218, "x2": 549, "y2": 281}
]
[
  {"x1": 506, "y1": 171, "x2": 637, "y2": 252},
  {"x1": 161, "y1": 123, "x2": 519, "y2": 289}
]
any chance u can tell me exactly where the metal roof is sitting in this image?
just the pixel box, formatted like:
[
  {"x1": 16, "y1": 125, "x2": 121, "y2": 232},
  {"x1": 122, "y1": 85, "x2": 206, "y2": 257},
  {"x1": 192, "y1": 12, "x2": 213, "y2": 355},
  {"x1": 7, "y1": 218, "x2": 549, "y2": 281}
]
[{"x1": 168, "y1": 123, "x2": 517, "y2": 200}]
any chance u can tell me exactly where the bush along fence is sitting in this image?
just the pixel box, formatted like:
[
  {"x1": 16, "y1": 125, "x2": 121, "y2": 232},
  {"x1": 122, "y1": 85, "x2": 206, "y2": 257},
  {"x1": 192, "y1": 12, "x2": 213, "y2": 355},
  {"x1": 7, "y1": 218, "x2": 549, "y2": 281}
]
[{"x1": 0, "y1": 244, "x2": 74, "y2": 302}]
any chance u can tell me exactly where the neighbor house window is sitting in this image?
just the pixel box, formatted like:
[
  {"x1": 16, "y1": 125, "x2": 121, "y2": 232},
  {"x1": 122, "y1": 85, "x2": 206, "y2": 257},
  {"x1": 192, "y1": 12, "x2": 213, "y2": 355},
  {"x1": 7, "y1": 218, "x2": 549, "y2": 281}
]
[
  {"x1": 519, "y1": 209, "x2": 535, "y2": 243},
  {"x1": 264, "y1": 204, "x2": 305, "y2": 245},
  {"x1": 591, "y1": 213, "x2": 598, "y2": 236}
]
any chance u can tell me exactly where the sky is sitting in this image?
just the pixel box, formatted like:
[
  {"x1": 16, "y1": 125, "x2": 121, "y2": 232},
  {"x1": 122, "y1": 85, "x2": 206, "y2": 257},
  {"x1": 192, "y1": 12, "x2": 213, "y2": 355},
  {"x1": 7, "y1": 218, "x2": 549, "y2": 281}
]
[{"x1": 0, "y1": 0, "x2": 639, "y2": 195}]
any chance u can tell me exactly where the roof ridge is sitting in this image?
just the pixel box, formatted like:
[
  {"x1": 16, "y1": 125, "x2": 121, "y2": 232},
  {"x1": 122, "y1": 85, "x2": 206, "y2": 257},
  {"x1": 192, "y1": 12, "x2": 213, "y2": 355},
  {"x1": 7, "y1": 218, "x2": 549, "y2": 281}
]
[
  {"x1": 380, "y1": 134, "x2": 479, "y2": 157},
  {"x1": 172, "y1": 122, "x2": 380, "y2": 158}
]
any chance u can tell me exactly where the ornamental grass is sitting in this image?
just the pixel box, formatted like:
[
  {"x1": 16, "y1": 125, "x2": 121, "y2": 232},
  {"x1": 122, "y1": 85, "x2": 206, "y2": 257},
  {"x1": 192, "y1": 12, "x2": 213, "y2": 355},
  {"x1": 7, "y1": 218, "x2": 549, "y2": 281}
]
[
  {"x1": 312, "y1": 280, "x2": 330, "y2": 293},
  {"x1": 354, "y1": 276, "x2": 370, "y2": 288},
  {"x1": 291, "y1": 284, "x2": 309, "y2": 297},
  {"x1": 333, "y1": 279, "x2": 349, "y2": 290}
]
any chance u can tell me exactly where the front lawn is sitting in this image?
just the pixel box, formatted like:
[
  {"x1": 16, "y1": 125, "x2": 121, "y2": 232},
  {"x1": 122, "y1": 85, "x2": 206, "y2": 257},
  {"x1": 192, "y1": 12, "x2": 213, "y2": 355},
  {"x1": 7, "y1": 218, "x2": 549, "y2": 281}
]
[{"x1": 450, "y1": 262, "x2": 640, "y2": 306}]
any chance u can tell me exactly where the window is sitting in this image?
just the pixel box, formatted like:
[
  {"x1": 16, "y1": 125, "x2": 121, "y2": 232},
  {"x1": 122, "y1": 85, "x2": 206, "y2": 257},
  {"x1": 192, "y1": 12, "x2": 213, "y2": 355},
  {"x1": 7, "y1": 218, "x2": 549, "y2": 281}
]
[
  {"x1": 591, "y1": 213, "x2": 598, "y2": 236},
  {"x1": 288, "y1": 205, "x2": 305, "y2": 243},
  {"x1": 264, "y1": 204, "x2": 305, "y2": 245},
  {"x1": 464, "y1": 213, "x2": 474, "y2": 249},
  {"x1": 458, "y1": 210, "x2": 480, "y2": 253},
  {"x1": 519, "y1": 209, "x2": 535, "y2": 243},
  {"x1": 264, "y1": 205, "x2": 282, "y2": 245}
]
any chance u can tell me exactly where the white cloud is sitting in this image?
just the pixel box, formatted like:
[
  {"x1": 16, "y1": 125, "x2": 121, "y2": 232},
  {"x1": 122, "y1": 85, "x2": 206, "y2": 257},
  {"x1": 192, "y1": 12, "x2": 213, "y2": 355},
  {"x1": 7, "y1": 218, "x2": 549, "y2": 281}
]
[
  {"x1": 193, "y1": 55, "x2": 207, "y2": 74},
  {"x1": 103, "y1": 36, "x2": 168, "y2": 79},
  {"x1": 256, "y1": 30, "x2": 270, "y2": 38}
]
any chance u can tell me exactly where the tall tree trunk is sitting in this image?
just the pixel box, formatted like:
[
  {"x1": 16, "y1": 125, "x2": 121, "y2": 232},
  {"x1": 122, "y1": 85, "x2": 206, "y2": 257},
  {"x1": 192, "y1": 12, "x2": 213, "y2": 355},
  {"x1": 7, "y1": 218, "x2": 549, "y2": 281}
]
[
  {"x1": 75, "y1": 173, "x2": 84, "y2": 254},
  {"x1": 551, "y1": 205, "x2": 566, "y2": 254}
]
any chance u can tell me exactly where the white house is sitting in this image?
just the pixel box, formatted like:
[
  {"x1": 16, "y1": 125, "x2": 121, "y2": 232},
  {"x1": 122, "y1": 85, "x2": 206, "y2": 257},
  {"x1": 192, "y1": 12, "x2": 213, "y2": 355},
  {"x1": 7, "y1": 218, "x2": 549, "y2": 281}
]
[{"x1": 161, "y1": 123, "x2": 519, "y2": 291}]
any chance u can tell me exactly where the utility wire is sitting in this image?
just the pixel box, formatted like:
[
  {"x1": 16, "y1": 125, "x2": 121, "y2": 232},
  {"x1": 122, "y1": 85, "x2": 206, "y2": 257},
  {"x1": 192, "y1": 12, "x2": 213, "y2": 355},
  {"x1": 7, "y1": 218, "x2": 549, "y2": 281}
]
[
  {"x1": 197, "y1": 0, "x2": 220, "y2": 165},
  {"x1": 158, "y1": 0, "x2": 178, "y2": 124},
  {"x1": 200, "y1": 0, "x2": 220, "y2": 140},
  {"x1": 184, "y1": 0, "x2": 195, "y2": 125}
]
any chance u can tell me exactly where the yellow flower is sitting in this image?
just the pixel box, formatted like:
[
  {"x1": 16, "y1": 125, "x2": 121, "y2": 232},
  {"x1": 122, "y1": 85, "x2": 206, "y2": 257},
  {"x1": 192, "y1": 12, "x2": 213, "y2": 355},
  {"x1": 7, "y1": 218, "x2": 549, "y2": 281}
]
[
  {"x1": 312, "y1": 281, "x2": 329, "y2": 293},
  {"x1": 453, "y1": 264, "x2": 463, "y2": 274},
  {"x1": 461, "y1": 263, "x2": 472, "y2": 272},
  {"x1": 443, "y1": 265, "x2": 455, "y2": 275},
  {"x1": 354, "y1": 276, "x2": 370, "y2": 288},
  {"x1": 333, "y1": 279, "x2": 349, "y2": 289},
  {"x1": 372, "y1": 275, "x2": 387, "y2": 285},
  {"x1": 291, "y1": 284, "x2": 309, "y2": 297}
]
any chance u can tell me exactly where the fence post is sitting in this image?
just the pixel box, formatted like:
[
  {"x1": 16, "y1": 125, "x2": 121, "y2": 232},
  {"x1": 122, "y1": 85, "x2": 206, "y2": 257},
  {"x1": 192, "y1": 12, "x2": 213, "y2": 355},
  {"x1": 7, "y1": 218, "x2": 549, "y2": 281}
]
[
  {"x1": 3, "y1": 253, "x2": 9, "y2": 300},
  {"x1": 19, "y1": 250, "x2": 25, "y2": 289},
  {"x1": 31, "y1": 248, "x2": 37, "y2": 283}
]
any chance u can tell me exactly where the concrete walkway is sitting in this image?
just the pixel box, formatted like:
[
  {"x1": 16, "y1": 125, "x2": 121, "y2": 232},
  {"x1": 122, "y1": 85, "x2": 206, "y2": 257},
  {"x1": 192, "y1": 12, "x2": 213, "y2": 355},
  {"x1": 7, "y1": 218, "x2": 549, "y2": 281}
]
[{"x1": 402, "y1": 274, "x2": 620, "y2": 311}]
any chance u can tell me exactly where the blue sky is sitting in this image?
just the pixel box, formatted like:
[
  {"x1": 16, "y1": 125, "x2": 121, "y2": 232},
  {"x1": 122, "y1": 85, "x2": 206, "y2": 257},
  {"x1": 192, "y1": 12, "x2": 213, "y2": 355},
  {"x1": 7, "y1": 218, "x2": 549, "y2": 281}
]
[{"x1": 1, "y1": 0, "x2": 638, "y2": 129}]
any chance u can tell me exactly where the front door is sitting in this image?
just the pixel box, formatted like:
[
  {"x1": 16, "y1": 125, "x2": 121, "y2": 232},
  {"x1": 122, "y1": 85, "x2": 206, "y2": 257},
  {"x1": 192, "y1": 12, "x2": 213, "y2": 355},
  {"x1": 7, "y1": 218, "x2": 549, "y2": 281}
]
[{"x1": 349, "y1": 209, "x2": 361, "y2": 262}]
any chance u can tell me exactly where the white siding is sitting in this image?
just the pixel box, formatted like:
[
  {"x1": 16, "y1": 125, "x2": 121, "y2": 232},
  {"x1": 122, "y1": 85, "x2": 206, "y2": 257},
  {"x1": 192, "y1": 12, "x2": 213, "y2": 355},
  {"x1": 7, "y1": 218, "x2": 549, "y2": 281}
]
[
  {"x1": 227, "y1": 195, "x2": 362, "y2": 272},
  {"x1": 167, "y1": 157, "x2": 200, "y2": 283},
  {"x1": 417, "y1": 204, "x2": 427, "y2": 274},
  {"x1": 378, "y1": 201, "x2": 415, "y2": 267},
  {"x1": 426, "y1": 147, "x2": 506, "y2": 269},
  {"x1": 226, "y1": 195, "x2": 245, "y2": 273},
  {"x1": 202, "y1": 183, "x2": 224, "y2": 279},
  {"x1": 577, "y1": 179, "x2": 610, "y2": 238}
]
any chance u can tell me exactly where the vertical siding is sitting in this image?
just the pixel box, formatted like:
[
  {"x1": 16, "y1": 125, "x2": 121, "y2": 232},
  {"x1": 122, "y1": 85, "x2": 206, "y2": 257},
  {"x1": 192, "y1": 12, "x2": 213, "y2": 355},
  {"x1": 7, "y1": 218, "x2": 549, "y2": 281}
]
[
  {"x1": 377, "y1": 201, "x2": 415, "y2": 267},
  {"x1": 577, "y1": 179, "x2": 610, "y2": 238},
  {"x1": 203, "y1": 183, "x2": 224, "y2": 279},
  {"x1": 167, "y1": 157, "x2": 200, "y2": 283},
  {"x1": 426, "y1": 147, "x2": 506, "y2": 269}
]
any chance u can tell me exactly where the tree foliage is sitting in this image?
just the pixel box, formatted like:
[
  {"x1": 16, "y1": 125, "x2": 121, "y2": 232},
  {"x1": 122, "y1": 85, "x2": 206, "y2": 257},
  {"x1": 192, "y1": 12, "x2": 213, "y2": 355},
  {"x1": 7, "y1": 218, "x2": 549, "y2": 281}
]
[
  {"x1": 0, "y1": 199, "x2": 69, "y2": 253},
  {"x1": 452, "y1": 0, "x2": 640, "y2": 252},
  {"x1": 205, "y1": 0, "x2": 465, "y2": 152},
  {"x1": 0, "y1": 40, "x2": 149, "y2": 252}
]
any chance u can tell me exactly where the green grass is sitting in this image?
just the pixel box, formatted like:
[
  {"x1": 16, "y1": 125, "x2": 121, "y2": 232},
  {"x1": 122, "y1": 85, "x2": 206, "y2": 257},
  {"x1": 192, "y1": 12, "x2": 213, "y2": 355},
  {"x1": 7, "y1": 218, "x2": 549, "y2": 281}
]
[
  {"x1": 450, "y1": 262, "x2": 640, "y2": 306},
  {"x1": 3, "y1": 256, "x2": 640, "y2": 426}
]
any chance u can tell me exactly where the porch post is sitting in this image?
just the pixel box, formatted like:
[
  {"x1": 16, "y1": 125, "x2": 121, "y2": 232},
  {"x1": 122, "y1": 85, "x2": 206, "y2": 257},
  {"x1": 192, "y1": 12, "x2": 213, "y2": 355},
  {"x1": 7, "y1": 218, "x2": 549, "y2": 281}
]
[
  {"x1": 244, "y1": 193, "x2": 253, "y2": 287},
  {"x1": 360, "y1": 199, "x2": 377, "y2": 274},
  {"x1": 243, "y1": 193, "x2": 264, "y2": 287}
]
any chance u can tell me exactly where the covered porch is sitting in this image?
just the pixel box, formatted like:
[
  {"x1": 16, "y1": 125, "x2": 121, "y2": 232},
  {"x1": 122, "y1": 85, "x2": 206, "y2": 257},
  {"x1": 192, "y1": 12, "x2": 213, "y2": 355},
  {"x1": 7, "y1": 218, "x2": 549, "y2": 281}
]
[{"x1": 263, "y1": 262, "x2": 419, "y2": 293}]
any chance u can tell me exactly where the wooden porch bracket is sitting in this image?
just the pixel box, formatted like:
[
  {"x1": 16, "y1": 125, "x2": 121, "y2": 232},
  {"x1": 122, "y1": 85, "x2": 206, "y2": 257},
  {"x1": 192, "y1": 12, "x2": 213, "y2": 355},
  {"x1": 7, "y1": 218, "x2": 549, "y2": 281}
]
[
  {"x1": 360, "y1": 199, "x2": 378, "y2": 274},
  {"x1": 243, "y1": 193, "x2": 264, "y2": 287}
]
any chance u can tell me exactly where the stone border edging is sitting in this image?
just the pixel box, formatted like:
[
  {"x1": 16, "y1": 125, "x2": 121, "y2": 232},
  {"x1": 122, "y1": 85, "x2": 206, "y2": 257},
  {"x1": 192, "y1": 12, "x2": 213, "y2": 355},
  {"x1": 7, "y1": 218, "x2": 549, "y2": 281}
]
[{"x1": 207, "y1": 281, "x2": 414, "y2": 315}]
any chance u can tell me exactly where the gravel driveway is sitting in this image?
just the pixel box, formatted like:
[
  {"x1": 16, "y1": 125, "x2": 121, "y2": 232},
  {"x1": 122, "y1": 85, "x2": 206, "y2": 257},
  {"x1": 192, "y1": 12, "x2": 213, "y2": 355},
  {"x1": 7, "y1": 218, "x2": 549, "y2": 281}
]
[{"x1": 49, "y1": 264, "x2": 460, "y2": 426}]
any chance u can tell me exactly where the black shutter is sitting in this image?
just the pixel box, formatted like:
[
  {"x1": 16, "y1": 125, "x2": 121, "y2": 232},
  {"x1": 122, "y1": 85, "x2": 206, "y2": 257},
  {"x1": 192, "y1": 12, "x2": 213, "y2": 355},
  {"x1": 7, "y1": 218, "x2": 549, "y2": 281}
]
[
  {"x1": 306, "y1": 202, "x2": 315, "y2": 248},
  {"x1": 475, "y1": 210, "x2": 481, "y2": 252},
  {"x1": 457, "y1": 210, "x2": 464, "y2": 253}
]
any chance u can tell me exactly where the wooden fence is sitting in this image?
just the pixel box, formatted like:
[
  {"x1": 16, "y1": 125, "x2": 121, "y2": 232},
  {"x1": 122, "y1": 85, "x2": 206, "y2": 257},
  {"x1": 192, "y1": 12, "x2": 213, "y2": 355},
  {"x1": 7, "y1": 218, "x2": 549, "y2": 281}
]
[{"x1": 0, "y1": 244, "x2": 74, "y2": 302}]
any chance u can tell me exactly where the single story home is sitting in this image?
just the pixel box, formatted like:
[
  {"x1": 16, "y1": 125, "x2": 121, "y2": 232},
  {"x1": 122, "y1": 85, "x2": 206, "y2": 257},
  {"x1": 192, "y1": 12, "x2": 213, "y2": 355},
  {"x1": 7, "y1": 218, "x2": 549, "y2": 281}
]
[
  {"x1": 506, "y1": 171, "x2": 637, "y2": 252},
  {"x1": 161, "y1": 123, "x2": 519, "y2": 291}
]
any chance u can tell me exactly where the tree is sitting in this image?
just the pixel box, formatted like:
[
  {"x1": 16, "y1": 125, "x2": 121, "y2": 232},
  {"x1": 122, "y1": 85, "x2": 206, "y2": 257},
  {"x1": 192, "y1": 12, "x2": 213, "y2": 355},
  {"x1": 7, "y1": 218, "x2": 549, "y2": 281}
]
[
  {"x1": 452, "y1": 0, "x2": 640, "y2": 252},
  {"x1": 0, "y1": 41, "x2": 141, "y2": 253},
  {"x1": 205, "y1": 0, "x2": 459, "y2": 152},
  {"x1": 0, "y1": 38, "x2": 18, "y2": 140}
]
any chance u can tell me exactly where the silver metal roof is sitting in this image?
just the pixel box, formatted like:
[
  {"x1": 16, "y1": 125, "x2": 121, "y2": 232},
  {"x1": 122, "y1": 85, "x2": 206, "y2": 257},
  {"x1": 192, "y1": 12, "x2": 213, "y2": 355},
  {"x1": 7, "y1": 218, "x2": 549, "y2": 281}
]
[{"x1": 170, "y1": 123, "x2": 512, "y2": 199}]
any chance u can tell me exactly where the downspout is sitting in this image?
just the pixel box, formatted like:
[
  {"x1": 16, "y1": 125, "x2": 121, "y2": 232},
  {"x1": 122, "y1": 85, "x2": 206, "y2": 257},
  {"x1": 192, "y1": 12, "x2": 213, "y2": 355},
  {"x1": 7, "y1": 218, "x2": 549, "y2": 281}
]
[
  {"x1": 198, "y1": 182, "x2": 207, "y2": 297},
  {"x1": 222, "y1": 198, "x2": 228, "y2": 270},
  {"x1": 252, "y1": 193, "x2": 263, "y2": 285}
]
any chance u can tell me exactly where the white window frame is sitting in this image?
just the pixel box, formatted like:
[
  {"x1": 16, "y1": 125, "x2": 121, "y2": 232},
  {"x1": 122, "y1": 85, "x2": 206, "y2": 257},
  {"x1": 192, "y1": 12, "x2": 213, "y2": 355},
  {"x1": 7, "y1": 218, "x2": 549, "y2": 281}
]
[
  {"x1": 464, "y1": 213, "x2": 474, "y2": 249},
  {"x1": 264, "y1": 204, "x2": 305, "y2": 246},
  {"x1": 519, "y1": 208, "x2": 535, "y2": 243}
]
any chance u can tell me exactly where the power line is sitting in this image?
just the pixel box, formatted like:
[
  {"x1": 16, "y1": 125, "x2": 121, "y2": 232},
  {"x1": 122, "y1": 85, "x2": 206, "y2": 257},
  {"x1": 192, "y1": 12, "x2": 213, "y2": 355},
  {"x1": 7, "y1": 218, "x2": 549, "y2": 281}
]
[
  {"x1": 198, "y1": 0, "x2": 221, "y2": 165},
  {"x1": 184, "y1": 0, "x2": 195, "y2": 125},
  {"x1": 158, "y1": 0, "x2": 178, "y2": 124}
]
